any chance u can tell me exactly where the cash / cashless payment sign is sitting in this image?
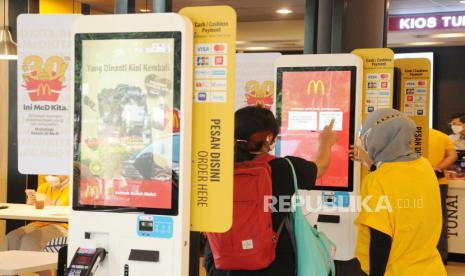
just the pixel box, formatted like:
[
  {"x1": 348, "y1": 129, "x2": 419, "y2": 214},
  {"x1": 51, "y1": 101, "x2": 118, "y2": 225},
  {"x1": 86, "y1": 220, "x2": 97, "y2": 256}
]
[
  {"x1": 352, "y1": 48, "x2": 394, "y2": 180},
  {"x1": 396, "y1": 58, "x2": 431, "y2": 158},
  {"x1": 276, "y1": 67, "x2": 356, "y2": 191},
  {"x1": 180, "y1": 6, "x2": 236, "y2": 232}
]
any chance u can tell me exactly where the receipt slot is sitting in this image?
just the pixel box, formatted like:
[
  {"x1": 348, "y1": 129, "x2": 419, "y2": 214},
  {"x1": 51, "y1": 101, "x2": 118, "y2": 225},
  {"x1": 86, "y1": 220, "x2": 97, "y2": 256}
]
[
  {"x1": 68, "y1": 13, "x2": 193, "y2": 276},
  {"x1": 275, "y1": 54, "x2": 362, "y2": 260}
]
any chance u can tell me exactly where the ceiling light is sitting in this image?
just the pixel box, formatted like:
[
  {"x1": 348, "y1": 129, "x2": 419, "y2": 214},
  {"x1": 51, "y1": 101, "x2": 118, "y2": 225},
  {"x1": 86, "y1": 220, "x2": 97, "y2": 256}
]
[
  {"x1": 460, "y1": 0, "x2": 465, "y2": 4},
  {"x1": 276, "y1": 8, "x2": 292, "y2": 14},
  {"x1": 406, "y1": 41, "x2": 444, "y2": 46},
  {"x1": 429, "y1": 33, "x2": 465, "y2": 39},
  {"x1": 245, "y1": 46, "x2": 271, "y2": 51},
  {"x1": 0, "y1": 0, "x2": 17, "y2": 60},
  {"x1": 140, "y1": 9, "x2": 151, "y2": 13}
]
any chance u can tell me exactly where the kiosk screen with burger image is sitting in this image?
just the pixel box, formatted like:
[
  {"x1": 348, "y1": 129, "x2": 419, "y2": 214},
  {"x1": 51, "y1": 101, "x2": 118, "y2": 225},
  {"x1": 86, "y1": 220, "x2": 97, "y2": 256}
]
[
  {"x1": 276, "y1": 66, "x2": 356, "y2": 191},
  {"x1": 74, "y1": 32, "x2": 181, "y2": 214}
]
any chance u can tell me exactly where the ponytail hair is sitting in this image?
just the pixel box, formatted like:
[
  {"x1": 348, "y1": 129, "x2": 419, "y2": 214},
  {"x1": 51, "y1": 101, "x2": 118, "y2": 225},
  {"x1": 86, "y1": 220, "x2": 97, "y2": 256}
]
[{"x1": 234, "y1": 106, "x2": 279, "y2": 163}]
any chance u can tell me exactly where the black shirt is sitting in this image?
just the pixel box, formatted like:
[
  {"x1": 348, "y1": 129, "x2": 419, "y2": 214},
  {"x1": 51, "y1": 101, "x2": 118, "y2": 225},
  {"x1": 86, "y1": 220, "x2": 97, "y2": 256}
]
[{"x1": 204, "y1": 156, "x2": 318, "y2": 276}]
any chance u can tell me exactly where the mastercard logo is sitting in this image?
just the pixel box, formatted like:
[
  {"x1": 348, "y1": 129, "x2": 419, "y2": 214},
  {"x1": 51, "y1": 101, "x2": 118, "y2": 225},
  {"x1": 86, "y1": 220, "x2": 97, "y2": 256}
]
[
  {"x1": 214, "y1": 44, "x2": 225, "y2": 51},
  {"x1": 380, "y1": 73, "x2": 389, "y2": 79}
]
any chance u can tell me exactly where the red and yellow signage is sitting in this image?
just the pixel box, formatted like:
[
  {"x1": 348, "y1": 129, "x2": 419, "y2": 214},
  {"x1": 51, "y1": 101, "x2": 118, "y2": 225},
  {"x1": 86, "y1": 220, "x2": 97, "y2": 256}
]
[
  {"x1": 245, "y1": 80, "x2": 274, "y2": 109},
  {"x1": 395, "y1": 58, "x2": 431, "y2": 158},
  {"x1": 180, "y1": 6, "x2": 236, "y2": 232},
  {"x1": 22, "y1": 56, "x2": 68, "y2": 102}
]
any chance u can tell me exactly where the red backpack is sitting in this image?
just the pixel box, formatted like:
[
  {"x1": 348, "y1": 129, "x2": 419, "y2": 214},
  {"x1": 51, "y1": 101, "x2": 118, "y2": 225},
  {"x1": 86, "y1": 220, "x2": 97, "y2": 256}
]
[{"x1": 207, "y1": 154, "x2": 280, "y2": 270}]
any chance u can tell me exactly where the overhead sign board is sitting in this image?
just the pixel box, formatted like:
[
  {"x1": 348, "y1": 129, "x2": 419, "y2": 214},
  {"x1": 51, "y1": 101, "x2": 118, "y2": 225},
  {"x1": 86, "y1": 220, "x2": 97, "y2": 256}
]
[{"x1": 390, "y1": 13, "x2": 465, "y2": 31}]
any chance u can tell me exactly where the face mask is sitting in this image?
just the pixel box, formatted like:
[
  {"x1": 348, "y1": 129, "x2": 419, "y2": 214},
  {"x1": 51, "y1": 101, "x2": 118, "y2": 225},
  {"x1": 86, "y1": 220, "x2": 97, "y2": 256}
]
[
  {"x1": 45, "y1": 175, "x2": 61, "y2": 187},
  {"x1": 451, "y1": 125, "x2": 464, "y2": 134}
]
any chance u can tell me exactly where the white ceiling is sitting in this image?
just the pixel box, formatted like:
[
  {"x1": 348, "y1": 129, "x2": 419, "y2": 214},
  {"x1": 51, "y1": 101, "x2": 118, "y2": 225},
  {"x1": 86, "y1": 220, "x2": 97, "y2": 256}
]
[
  {"x1": 84, "y1": 0, "x2": 306, "y2": 21},
  {"x1": 78, "y1": 0, "x2": 465, "y2": 49},
  {"x1": 82, "y1": 0, "x2": 465, "y2": 19}
]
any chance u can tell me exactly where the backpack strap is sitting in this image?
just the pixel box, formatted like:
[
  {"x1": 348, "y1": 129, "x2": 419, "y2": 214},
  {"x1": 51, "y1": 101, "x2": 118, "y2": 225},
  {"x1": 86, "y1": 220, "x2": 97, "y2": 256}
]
[
  {"x1": 276, "y1": 215, "x2": 287, "y2": 236},
  {"x1": 284, "y1": 215, "x2": 298, "y2": 276}
]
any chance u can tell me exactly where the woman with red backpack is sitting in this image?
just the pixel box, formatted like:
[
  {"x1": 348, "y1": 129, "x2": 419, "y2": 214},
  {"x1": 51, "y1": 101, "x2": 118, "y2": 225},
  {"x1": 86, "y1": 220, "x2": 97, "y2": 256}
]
[{"x1": 204, "y1": 106, "x2": 338, "y2": 276}]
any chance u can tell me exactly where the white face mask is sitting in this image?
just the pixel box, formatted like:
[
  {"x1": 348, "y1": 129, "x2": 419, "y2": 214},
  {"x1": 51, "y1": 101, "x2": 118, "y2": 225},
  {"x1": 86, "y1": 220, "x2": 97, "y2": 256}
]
[
  {"x1": 451, "y1": 125, "x2": 464, "y2": 135},
  {"x1": 45, "y1": 175, "x2": 61, "y2": 187}
]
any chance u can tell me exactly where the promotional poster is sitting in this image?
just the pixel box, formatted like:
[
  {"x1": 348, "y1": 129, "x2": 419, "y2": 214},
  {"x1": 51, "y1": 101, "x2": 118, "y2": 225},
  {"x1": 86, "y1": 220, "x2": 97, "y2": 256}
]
[
  {"x1": 235, "y1": 53, "x2": 281, "y2": 112},
  {"x1": 277, "y1": 69, "x2": 354, "y2": 189},
  {"x1": 17, "y1": 14, "x2": 80, "y2": 175},
  {"x1": 77, "y1": 33, "x2": 180, "y2": 210}
]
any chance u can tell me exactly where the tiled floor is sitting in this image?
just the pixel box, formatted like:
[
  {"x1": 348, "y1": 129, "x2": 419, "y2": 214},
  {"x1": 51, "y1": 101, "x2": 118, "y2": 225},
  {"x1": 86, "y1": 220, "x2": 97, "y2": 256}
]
[
  {"x1": 199, "y1": 260, "x2": 465, "y2": 276},
  {"x1": 20, "y1": 261, "x2": 465, "y2": 276}
]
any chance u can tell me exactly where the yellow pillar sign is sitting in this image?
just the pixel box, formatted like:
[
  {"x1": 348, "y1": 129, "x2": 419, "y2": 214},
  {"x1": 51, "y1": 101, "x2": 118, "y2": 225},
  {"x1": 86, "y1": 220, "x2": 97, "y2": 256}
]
[
  {"x1": 352, "y1": 48, "x2": 394, "y2": 179},
  {"x1": 179, "y1": 6, "x2": 236, "y2": 232},
  {"x1": 395, "y1": 58, "x2": 431, "y2": 158},
  {"x1": 352, "y1": 48, "x2": 394, "y2": 120}
]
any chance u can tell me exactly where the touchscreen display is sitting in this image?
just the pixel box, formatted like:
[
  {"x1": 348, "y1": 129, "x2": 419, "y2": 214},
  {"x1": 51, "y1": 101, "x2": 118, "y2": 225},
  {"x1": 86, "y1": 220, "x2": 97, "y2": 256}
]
[
  {"x1": 276, "y1": 67, "x2": 355, "y2": 191},
  {"x1": 74, "y1": 32, "x2": 181, "y2": 213}
]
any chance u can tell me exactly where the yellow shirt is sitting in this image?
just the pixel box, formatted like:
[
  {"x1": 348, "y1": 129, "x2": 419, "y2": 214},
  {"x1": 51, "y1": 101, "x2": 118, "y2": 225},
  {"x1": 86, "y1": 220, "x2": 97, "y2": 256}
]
[
  {"x1": 355, "y1": 158, "x2": 446, "y2": 276},
  {"x1": 31, "y1": 182, "x2": 69, "y2": 229},
  {"x1": 428, "y1": 128, "x2": 456, "y2": 184}
]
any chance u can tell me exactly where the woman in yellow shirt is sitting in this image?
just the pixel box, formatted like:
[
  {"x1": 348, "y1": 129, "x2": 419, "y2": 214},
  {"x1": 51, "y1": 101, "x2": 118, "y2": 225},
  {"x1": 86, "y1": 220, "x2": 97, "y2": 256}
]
[
  {"x1": 354, "y1": 109, "x2": 446, "y2": 276},
  {"x1": 1, "y1": 175, "x2": 69, "y2": 251}
]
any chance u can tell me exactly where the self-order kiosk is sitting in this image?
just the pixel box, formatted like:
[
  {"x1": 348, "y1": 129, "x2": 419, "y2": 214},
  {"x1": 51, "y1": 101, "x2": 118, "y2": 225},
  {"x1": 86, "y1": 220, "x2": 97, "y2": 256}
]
[
  {"x1": 275, "y1": 54, "x2": 363, "y2": 261},
  {"x1": 68, "y1": 13, "x2": 193, "y2": 276}
]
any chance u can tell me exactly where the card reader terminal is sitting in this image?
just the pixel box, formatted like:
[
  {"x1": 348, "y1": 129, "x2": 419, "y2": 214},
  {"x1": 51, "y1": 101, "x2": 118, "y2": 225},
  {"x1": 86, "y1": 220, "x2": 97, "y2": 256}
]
[{"x1": 65, "y1": 247, "x2": 106, "y2": 276}]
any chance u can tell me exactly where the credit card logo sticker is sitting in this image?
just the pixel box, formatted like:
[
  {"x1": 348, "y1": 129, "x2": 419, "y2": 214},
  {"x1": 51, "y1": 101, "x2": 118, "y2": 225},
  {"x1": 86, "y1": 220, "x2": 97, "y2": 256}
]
[
  {"x1": 414, "y1": 95, "x2": 426, "y2": 102},
  {"x1": 366, "y1": 98, "x2": 377, "y2": 104},
  {"x1": 406, "y1": 81, "x2": 416, "y2": 87},
  {"x1": 367, "y1": 82, "x2": 378, "y2": 89},
  {"x1": 367, "y1": 74, "x2": 379, "y2": 80},
  {"x1": 214, "y1": 55, "x2": 227, "y2": 66},
  {"x1": 195, "y1": 80, "x2": 211, "y2": 91},
  {"x1": 195, "y1": 68, "x2": 211, "y2": 79},
  {"x1": 196, "y1": 44, "x2": 211, "y2": 54},
  {"x1": 210, "y1": 92, "x2": 227, "y2": 102},
  {"x1": 417, "y1": 80, "x2": 427, "y2": 87},
  {"x1": 211, "y1": 80, "x2": 227, "y2": 90},
  {"x1": 196, "y1": 92, "x2": 208, "y2": 102},
  {"x1": 380, "y1": 73, "x2": 390, "y2": 80},
  {"x1": 378, "y1": 90, "x2": 390, "y2": 97},
  {"x1": 377, "y1": 98, "x2": 390, "y2": 105},
  {"x1": 212, "y1": 43, "x2": 227, "y2": 54},
  {"x1": 211, "y1": 69, "x2": 227, "y2": 78},
  {"x1": 366, "y1": 90, "x2": 378, "y2": 97},
  {"x1": 196, "y1": 56, "x2": 210, "y2": 66}
]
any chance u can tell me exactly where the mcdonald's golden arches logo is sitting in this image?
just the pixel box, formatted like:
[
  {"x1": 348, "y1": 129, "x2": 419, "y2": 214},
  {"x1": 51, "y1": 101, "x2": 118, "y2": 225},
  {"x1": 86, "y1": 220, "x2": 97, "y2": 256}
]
[
  {"x1": 307, "y1": 80, "x2": 325, "y2": 96},
  {"x1": 22, "y1": 55, "x2": 68, "y2": 102},
  {"x1": 37, "y1": 83, "x2": 52, "y2": 97}
]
